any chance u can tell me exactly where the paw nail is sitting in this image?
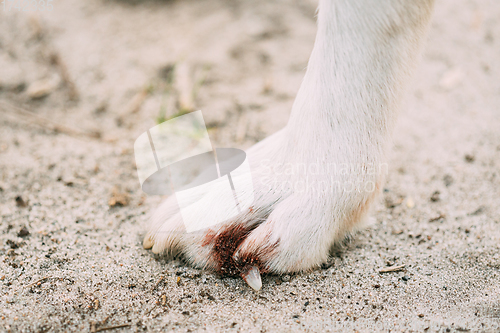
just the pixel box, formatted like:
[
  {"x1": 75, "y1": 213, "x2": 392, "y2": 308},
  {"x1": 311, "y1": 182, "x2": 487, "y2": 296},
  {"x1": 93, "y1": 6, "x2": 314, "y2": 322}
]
[
  {"x1": 143, "y1": 237, "x2": 154, "y2": 249},
  {"x1": 242, "y1": 266, "x2": 262, "y2": 292},
  {"x1": 151, "y1": 243, "x2": 163, "y2": 254}
]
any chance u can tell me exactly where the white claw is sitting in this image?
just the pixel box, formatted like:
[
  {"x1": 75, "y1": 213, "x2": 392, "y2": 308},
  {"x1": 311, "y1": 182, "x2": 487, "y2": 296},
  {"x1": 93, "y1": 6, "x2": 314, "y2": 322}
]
[
  {"x1": 242, "y1": 266, "x2": 262, "y2": 291},
  {"x1": 143, "y1": 236, "x2": 154, "y2": 249}
]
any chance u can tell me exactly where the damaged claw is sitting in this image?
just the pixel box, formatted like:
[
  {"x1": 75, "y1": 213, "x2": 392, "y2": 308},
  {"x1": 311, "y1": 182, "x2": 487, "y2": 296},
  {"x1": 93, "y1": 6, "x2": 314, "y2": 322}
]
[{"x1": 241, "y1": 266, "x2": 262, "y2": 291}]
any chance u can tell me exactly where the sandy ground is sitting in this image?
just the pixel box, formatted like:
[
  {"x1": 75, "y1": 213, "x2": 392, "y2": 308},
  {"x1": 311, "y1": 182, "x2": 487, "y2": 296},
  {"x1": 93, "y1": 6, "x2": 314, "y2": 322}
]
[{"x1": 1, "y1": 0, "x2": 499, "y2": 331}]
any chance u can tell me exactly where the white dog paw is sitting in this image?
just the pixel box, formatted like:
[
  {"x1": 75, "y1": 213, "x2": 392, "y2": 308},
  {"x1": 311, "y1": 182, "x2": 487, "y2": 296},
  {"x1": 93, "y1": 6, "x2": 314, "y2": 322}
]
[{"x1": 143, "y1": 130, "x2": 383, "y2": 291}]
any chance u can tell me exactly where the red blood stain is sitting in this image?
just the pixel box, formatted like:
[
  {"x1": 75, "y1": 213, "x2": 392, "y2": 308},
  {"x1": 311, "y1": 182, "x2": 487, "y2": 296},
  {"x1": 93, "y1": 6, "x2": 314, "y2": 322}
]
[
  {"x1": 202, "y1": 224, "x2": 258, "y2": 276},
  {"x1": 202, "y1": 222, "x2": 278, "y2": 276}
]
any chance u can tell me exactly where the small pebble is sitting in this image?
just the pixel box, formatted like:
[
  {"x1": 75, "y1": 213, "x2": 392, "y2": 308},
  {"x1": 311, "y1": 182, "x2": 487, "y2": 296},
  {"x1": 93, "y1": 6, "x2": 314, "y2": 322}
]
[
  {"x1": 406, "y1": 197, "x2": 415, "y2": 208},
  {"x1": 17, "y1": 226, "x2": 30, "y2": 237},
  {"x1": 469, "y1": 207, "x2": 484, "y2": 216},
  {"x1": 15, "y1": 196, "x2": 27, "y2": 208},
  {"x1": 443, "y1": 174, "x2": 453, "y2": 186},
  {"x1": 402, "y1": 276, "x2": 410, "y2": 282},
  {"x1": 464, "y1": 154, "x2": 475, "y2": 163},
  {"x1": 430, "y1": 191, "x2": 440, "y2": 202},
  {"x1": 108, "y1": 188, "x2": 129, "y2": 207},
  {"x1": 26, "y1": 76, "x2": 59, "y2": 99}
]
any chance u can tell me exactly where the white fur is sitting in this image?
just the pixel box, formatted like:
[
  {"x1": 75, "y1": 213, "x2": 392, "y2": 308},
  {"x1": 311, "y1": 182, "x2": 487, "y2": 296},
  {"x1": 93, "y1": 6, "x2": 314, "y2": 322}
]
[{"x1": 144, "y1": 0, "x2": 435, "y2": 274}]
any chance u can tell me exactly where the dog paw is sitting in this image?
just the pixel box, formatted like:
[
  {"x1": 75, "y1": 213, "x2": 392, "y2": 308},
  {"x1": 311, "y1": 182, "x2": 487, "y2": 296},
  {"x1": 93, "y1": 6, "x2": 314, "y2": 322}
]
[{"x1": 143, "y1": 129, "x2": 382, "y2": 290}]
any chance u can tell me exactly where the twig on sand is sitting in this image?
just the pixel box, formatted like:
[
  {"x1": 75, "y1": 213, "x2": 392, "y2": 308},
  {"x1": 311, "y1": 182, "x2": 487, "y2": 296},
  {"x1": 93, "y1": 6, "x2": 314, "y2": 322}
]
[
  {"x1": 0, "y1": 101, "x2": 101, "y2": 140},
  {"x1": 152, "y1": 309, "x2": 166, "y2": 318},
  {"x1": 429, "y1": 213, "x2": 446, "y2": 222},
  {"x1": 101, "y1": 315, "x2": 111, "y2": 326},
  {"x1": 26, "y1": 276, "x2": 53, "y2": 288},
  {"x1": 235, "y1": 111, "x2": 248, "y2": 142},
  {"x1": 50, "y1": 52, "x2": 79, "y2": 101},
  {"x1": 175, "y1": 61, "x2": 195, "y2": 112},
  {"x1": 378, "y1": 264, "x2": 405, "y2": 273},
  {"x1": 151, "y1": 276, "x2": 164, "y2": 291},
  {"x1": 126, "y1": 88, "x2": 149, "y2": 115},
  {"x1": 94, "y1": 324, "x2": 131, "y2": 332},
  {"x1": 145, "y1": 304, "x2": 158, "y2": 316}
]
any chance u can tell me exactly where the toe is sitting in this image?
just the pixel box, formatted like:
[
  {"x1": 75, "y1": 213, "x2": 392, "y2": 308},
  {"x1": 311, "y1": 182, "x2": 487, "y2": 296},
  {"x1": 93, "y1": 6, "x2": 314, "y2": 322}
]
[
  {"x1": 149, "y1": 213, "x2": 185, "y2": 254},
  {"x1": 143, "y1": 236, "x2": 154, "y2": 249}
]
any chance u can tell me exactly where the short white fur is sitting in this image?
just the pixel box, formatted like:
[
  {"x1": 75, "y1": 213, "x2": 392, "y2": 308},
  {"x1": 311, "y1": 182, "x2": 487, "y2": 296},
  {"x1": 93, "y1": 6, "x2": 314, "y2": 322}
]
[{"x1": 143, "y1": 0, "x2": 435, "y2": 289}]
